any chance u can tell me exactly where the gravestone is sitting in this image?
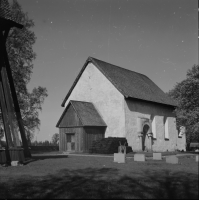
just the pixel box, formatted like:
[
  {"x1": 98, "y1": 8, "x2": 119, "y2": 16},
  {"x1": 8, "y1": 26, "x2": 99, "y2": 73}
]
[
  {"x1": 166, "y1": 156, "x2": 178, "y2": 164},
  {"x1": 114, "y1": 153, "x2": 125, "y2": 163},
  {"x1": 196, "y1": 155, "x2": 199, "y2": 162},
  {"x1": 113, "y1": 141, "x2": 126, "y2": 163},
  {"x1": 11, "y1": 161, "x2": 19, "y2": 166},
  {"x1": 134, "y1": 154, "x2": 145, "y2": 162},
  {"x1": 153, "y1": 153, "x2": 162, "y2": 160}
]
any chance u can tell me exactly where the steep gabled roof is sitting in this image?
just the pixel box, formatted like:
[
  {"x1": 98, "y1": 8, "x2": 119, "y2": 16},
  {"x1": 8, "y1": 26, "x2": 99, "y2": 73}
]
[
  {"x1": 0, "y1": 0, "x2": 23, "y2": 29},
  {"x1": 56, "y1": 100, "x2": 107, "y2": 127},
  {"x1": 61, "y1": 57, "x2": 177, "y2": 107}
]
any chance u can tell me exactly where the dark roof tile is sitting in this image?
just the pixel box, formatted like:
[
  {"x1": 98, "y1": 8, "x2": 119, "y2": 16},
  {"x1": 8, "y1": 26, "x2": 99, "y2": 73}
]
[
  {"x1": 0, "y1": 0, "x2": 23, "y2": 29},
  {"x1": 61, "y1": 57, "x2": 177, "y2": 107},
  {"x1": 56, "y1": 100, "x2": 107, "y2": 127},
  {"x1": 71, "y1": 100, "x2": 107, "y2": 126}
]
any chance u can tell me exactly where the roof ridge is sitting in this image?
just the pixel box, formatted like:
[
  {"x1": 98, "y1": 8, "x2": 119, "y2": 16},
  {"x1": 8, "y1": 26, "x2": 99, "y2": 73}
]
[
  {"x1": 61, "y1": 57, "x2": 177, "y2": 107},
  {"x1": 89, "y1": 56, "x2": 176, "y2": 106},
  {"x1": 70, "y1": 100, "x2": 92, "y2": 104},
  {"x1": 89, "y1": 56, "x2": 149, "y2": 78}
]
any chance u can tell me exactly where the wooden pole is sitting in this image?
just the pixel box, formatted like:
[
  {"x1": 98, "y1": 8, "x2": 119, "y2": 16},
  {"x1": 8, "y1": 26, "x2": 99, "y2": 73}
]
[
  {"x1": 0, "y1": 29, "x2": 14, "y2": 148},
  {"x1": 0, "y1": 30, "x2": 31, "y2": 157},
  {"x1": 0, "y1": 77, "x2": 14, "y2": 148},
  {"x1": 1, "y1": 67, "x2": 20, "y2": 147}
]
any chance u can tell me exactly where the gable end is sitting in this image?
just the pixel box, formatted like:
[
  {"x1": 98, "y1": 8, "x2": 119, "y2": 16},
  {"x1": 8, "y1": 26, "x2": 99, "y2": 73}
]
[{"x1": 61, "y1": 57, "x2": 128, "y2": 107}]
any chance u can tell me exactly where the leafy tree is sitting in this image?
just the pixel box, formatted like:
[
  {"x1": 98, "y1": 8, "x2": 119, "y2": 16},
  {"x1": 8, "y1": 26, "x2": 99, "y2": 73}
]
[
  {"x1": 0, "y1": 111, "x2": 3, "y2": 140},
  {"x1": 31, "y1": 140, "x2": 38, "y2": 146},
  {"x1": 52, "y1": 133, "x2": 59, "y2": 145},
  {"x1": 0, "y1": 0, "x2": 48, "y2": 142},
  {"x1": 168, "y1": 64, "x2": 199, "y2": 147},
  {"x1": 43, "y1": 140, "x2": 50, "y2": 146},
  {"x1": 0, "y1": 126, "x2": 4, "y2": 141},
  {"x1": 0, "y1": 114, "x2": 4, "y2": 148}
]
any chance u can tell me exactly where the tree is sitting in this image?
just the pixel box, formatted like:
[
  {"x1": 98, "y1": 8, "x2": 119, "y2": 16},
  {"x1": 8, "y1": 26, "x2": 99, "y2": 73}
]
[
  {"x1": 0, "y1": 0, "x2": 48, "y2": 142},
  {"x1": 167, "y1": 64, "x2": 199, "y2": 147},
  {"x1": 43, "y1": 140, "x2": 50, "y2": 146},
  {"x1": 0, "y1": 113, "x2": 4, "y2": 148},
  {"x1": 52, "y1": 133, "x2": 59, "y2": 145},
  {"x1": 0, "y1": 126, "x2": 4, "y2": 141},
  {"x1": 0, "y1": 111, "x2": 4, "y2": 140}
]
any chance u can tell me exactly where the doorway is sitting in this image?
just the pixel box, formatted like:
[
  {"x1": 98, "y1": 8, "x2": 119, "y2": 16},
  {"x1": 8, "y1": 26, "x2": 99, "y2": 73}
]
[
  {"x1": 66, "y1": 133, "x2": 75, "y2": 151},
  {"x1": 142, "y1": 124, "x2": 150, "y2": 151}
]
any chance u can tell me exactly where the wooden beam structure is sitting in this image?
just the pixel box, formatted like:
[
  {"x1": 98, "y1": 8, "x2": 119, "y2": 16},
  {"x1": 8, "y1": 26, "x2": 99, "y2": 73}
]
[
  {"x1": 0, "y1": 0, "x2": 31, "y2": 158},
  {"x1": 0, "y1": 75, "x2": 14, "y2": 148}
]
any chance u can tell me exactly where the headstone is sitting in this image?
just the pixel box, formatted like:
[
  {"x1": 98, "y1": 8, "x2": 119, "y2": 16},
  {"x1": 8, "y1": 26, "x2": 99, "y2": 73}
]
[
  {"x1": 153, "y1": 153, "x2": 162, "y2": 160},
  {"x1": 166, "y1": 156, "x2": 178, "y2": 164},
  {"x1": 134, "y1": 154, "x2": 145, "y2": 162},
  {"x1": 114, "y1": 153, "x2": 125, "y2": 163},
  {"x1": 11, "y1": 161, "x2": 20, "y2": 166},
  {"x1": 196, "y1": 155, "x2": 199, "y2": 162}
]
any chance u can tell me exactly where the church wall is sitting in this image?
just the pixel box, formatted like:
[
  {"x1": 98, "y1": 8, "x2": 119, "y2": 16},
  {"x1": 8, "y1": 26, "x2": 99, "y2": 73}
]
[
  {"x1": 64, "y1": 62, "x2": 126, "y2": 138},
  {"x1": 124, "y1": 98, "x2": 186, "y2": 152}
]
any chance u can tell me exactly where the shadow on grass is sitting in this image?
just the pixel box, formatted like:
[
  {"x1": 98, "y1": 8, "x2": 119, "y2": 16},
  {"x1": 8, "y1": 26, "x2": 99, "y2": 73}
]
[
  {"x1": 0, "y1": 167, "x2": 198, "y2": 199},
  {"x1": 30, "y1": 151, "x2": 60, "y2": 154},
  {"x1": 24, "y1": 155, "x2": 68, "y2": 165}
]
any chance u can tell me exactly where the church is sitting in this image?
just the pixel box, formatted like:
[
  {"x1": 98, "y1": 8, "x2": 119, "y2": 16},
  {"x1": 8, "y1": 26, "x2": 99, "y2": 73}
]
[{"x1": 56, "y1": 57, "x2": 186, "y2": 153}]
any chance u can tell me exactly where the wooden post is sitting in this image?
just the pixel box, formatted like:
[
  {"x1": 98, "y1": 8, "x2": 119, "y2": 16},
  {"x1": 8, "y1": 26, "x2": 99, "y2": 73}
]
[
  {"x1": 1, "y1": 67, "x2": 20, "y2": 147},
  {"x1": 0, "y1": 30, "x2": 14, "y2": 148},
  {"x1": 0, "y1": 77, "x2": 14, "y2": 148},
  {"x1": 0, "y1": 0, "x2": 31, "y2": 159},
  {"x1": 0, "y1": 30, "x2": 31, "y2": 157}
]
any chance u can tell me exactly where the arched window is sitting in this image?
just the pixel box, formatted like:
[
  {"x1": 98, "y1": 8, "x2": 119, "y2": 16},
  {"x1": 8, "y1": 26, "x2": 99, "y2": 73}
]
[
  {"x1": 151, "y1": 116, "x2": 156, "y2": 139},
  {"x1": 164, "y1": 117, "x2": 169, "y2": 139}
]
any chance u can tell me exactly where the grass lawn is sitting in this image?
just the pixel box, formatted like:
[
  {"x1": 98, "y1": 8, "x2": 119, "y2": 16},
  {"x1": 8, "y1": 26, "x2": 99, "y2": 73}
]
[{"x1": 0, "y1": 153, "x2": 198, "y2": 199}]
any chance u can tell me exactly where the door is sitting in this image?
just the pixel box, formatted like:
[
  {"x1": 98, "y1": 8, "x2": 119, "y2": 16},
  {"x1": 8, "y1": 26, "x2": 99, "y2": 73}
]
[
  {"x1": 142, "y1": 124, "x2": 150, "y2": 151},
  {"x1": 67, "y1": 133, "x2": 75, "y2": 151}
]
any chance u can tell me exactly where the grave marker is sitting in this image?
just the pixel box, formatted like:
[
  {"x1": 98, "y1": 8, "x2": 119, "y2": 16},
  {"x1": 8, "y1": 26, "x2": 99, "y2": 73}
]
[
  {"x1": 11, "y1": 161, "x2": 19, "y2": 166},
  {"x1": 134, "y1": 154, "x2": 145, "y2": 162},
  {"x1": 113, "y1": 141, "x2": 126, "y2": 163},
  {"x1": 166, "y1": 156, "x2": 178, "y2": 164},
  {"x1": 153, "y1": 153, "x2": 162, "y2": 160},
  {"x1": 114, "y1": 153, "x2": 126, "y2": 163}
]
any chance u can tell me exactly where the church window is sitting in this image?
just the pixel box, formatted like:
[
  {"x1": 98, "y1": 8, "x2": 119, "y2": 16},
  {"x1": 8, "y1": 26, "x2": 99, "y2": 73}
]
[
  {"x1": 164, "y1": 117, "x2": 169, "y2": 139},
  {"x1": 152, "y1": 116, "x2": 156, "y2": 139}
]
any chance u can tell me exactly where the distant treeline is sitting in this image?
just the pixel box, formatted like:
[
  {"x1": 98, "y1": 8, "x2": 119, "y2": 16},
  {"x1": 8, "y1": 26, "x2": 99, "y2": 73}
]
[
  {"x1": 0, "y1": 140, "x2": 59, "y2": 148},
  {"x1": 30, "y1": 145, "x2": 59, "y2": 152},
  {"x1": 31, "y1": 140, "x2": 59, "y2": 146}
]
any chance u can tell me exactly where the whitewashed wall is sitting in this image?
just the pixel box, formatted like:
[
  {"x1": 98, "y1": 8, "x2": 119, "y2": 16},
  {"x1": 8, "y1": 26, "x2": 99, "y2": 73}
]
[
  {"x1": 64, "y1": 63, "x2": 126, "y2": 138},
  {"x1": 124, "y1": 99, "x2": 186, "y2": 152}
]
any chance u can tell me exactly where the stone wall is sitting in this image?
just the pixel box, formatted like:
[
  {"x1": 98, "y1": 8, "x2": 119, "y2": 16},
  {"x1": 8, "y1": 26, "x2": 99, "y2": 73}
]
[
  {"x1": 124, "y1": 98, "x2": 186, "y2": 152},
  {"x1": 64, "y1": 62, "x2": 126, "y2": 138}
]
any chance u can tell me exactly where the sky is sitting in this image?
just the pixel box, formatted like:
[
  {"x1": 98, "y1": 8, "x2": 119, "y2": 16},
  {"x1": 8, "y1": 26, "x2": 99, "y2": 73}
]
[{"x1": 14, "y1": 0, "x2": 198, "y2": 142}]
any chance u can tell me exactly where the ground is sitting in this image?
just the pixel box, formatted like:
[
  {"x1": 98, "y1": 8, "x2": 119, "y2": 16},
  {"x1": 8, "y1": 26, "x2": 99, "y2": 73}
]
[{"x1": 0, "y1": 152, "x2": 198, "y2": 199}]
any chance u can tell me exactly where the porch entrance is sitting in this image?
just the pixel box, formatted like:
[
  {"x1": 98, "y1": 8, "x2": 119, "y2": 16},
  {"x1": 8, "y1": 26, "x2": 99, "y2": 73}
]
[
  {"x1": 142, "y1": 124, "x2": 150, "y2": 151},
  {"x1": 66, "y1": 133, "x2": 75, "y2": 151}
]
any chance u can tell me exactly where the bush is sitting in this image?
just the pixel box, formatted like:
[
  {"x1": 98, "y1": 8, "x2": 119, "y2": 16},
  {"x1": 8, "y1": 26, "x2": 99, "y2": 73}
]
[{"x1": 89, "y1": 137, "x2": 132, "y2": 154}]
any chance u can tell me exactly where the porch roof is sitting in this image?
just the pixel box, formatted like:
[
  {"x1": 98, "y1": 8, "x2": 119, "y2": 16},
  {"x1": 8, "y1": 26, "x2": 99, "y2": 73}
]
[{"x1": 56, "y1": 100, "x2": 107, "y2": 127}]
